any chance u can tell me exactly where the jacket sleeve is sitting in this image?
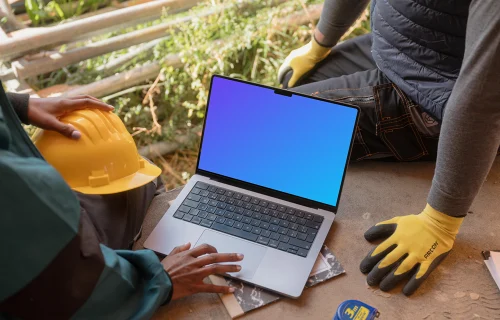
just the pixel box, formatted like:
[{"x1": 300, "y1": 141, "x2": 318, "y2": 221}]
[
  {"x1": 5, "y1": 93, "x2": 30, "y2": 124},
  {"x1": 316, "y1": 0, "x2": 370, "y2": 47},
  {"x1": 427, "y1": 0, "x2": 500, "y2": 217},
  {"x1": 0, "y1": 150, "x2": 172, "y2": 320}
]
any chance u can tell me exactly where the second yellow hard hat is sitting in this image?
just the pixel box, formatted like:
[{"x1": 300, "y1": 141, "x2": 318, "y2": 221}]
[{"x1": 33, "y1": 109, "x2": 161, "y2": 195}]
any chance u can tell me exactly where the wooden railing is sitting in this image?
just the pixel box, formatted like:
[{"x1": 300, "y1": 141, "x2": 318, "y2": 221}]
[
  {"x1": 0, "y1": 0, "x2": 325, "y2": 155},
  {"x1": 1, "y1": 0, "x2": 325, "y2": 95}
]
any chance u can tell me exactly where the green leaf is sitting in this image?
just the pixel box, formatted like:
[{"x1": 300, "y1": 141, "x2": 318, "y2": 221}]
[
  {"x1": 51, "y1": 2, "x2": 66, "y2": 19},
  {"x1": 25, "y1": 0, "x2": 42, "y2": 24}
]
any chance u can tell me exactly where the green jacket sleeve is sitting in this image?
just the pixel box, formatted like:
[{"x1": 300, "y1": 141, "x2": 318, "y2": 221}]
[
  {"x1": 0, "y1": 84, "x2": 172, "y2": 320},
  {"x1": 0, "y1": 149, "x2": 172, "y2": 320}
]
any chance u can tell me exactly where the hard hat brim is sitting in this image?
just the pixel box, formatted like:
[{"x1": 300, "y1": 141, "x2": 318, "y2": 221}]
[{"x1": 72, "y1": 157, "x2": 162, "y2": 195}]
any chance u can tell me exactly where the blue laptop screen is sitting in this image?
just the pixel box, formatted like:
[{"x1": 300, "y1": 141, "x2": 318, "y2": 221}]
[{"x1": 197, "y1": 76, "x2": 358, "y2": 207}]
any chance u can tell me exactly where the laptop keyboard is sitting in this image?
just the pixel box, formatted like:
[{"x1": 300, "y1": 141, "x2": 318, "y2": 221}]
[{"x1": 173, "y1": 181, "x2": 324, "y2": 258}]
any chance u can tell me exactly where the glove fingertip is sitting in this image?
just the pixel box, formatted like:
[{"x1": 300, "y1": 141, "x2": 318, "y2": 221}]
[
  {"x1": 364, "y1": 223, "x2": 397, "y2": 242},
  {"x1": 359, "y1": 256, "x2": 374, "y2": 274},
  {"x1": 403, "y1": 285, "x2": 417, "y2": 296},
  {"x1": 360, "y1": 264, "x2": 371, "y2": 275},
  {"x1": 366, "y1": 272, "x2": 380, "y2": 286},
  {"x1": 402, "y1": 275, "x2": 421, "y2": 296},
  {"x1": 379, "y1": 271, "x2": 408, "y2": 292},
  {"x1": 359, "y1": 247, "x2": 378, "y2": 274},
  {"x1": 402, "y1": 251, "x2": 451, "y2": 296}
]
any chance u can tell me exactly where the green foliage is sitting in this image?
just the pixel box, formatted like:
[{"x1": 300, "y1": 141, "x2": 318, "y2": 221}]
[
  {"x1": 108, "y1": 0, "x2": 323, "y2": 146},
  {"x1": 28, "y1": 0, "x2": 370, "y2": 149},
  {"x1": 161, "y1": 0, "x2": 317, "y2": 111},
  {"x1": 26, "y1": 0, "x2": 110, "y2": 25}
]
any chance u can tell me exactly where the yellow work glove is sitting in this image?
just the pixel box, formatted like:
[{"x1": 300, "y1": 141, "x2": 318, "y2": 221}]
[
  {"x1": 277, "y1": 37, "x2": 331, "y2": 88},
  {"x1": 360, "y1": 204, "x2": 464, "y2": 296}
]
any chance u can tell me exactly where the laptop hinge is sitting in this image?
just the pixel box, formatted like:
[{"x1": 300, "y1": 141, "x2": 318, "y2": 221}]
[
  {"x1": 318, "y1": 208, "x2": 336, "y2": 215},
  {"x1": 200, "y1": 174, "x2": 337, "y2": 214}
]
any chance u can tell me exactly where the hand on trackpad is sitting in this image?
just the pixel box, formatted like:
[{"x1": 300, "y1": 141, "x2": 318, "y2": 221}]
[{"x1": 195, "y1": 230, "x2": 267, "y2": 280}]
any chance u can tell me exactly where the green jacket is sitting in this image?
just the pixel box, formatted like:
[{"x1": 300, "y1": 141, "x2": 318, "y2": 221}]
[{"x1": 0, "y1": 84, "x2": 172, "y2": 320}]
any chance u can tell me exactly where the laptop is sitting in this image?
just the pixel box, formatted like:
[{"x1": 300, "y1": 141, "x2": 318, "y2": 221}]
[{"x1": 144, "y1": 75, "x2": 359, "y2": 298}]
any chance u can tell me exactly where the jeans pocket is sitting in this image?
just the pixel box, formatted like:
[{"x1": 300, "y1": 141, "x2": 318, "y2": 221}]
[{"x1": 374, "y1": 84, "x2": 427, "y2": 161}]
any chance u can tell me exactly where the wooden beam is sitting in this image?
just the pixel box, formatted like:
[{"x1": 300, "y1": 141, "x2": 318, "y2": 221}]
[
  {"x1": 0, "y1": 27, "x2": 7, "y2": 40},
  {"x1": 10, "y1": 0, "x2": 288, "y2": 78},
  {"x1": 35, "y1": 1, "x2": 319, "y2": 100},
  {"x1": 0, "y1": 0, "x2": 25, "y2": 32},
  {"x1": 97, "y1": 37, "x2": 166, "y2": 75},
  {"x1": 0, "y1": 68, "x2": 16, "y2": 81},
  {"x1": 11, "y1": 0, "x2": 153, "y2": 28},
  {"x1": 114, "y1": 0, "x2": 153, "y2": 9},
  {"x1": 8, "y1": 0, "x2": 24, "y2": 12},
  {"x1": 11, "y1": 9, "x2": 213, "y2": 79},
  {"x1": 46, "y1": 6, "x2": 116, "y2": 26},
  {"x1": 4, "y1": 77, "x2": 37, "y2": 96},
  {"x1": 138, "y1": 128, "x2": 200, "y2": 158},
  {"x1": 42, "y1": 0, "x2": 152, "y2": 27},
  {"x1": 0, "y1": 0, "x2": 199, "y2": 60},
  {"x1": 38, "y1": 84, "x2": 78, "y2": 98},
  {"x1": 59, "y1": 54, "x2": 181, "y2": 98},
  {"x1": 277, "y1": 3, "x2": 322, "y2": 27}
]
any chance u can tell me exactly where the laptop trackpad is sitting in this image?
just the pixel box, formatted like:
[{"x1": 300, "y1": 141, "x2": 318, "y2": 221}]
[{"x1": 195, "y1": 230, "x2": 267, "y2": 280}]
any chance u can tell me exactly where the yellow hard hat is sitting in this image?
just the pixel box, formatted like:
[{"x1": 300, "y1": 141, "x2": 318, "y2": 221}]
[{"x1": 33, "y1": 109, "x2": 161, "y2": 195}]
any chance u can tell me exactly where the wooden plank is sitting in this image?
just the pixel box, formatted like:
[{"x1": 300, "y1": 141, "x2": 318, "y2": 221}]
[
  {"x1": 11, "y1": 0, "x2": 153, "y2": 28},
  {"x1": 37, "y1": 84, "x2": 78, "y2": 97},
  {"x1": 277, "y1": 3, "x2": 322, "y2": 27},
  {"x1": 11, "y1": 9, "x2": 213, "y2": 79},
  {"x1": 29, "y1": 0, "x2": 318, "y2": 99},
  {"x1": 0, "y1": 27, "x2": 7, "y2": 40},
  {"x1": 0, "y1": 0, "x2": 25, "y2": 32},
  {"x1": 4, "y1": 77, "x2": 37, "y2": 96},
  {"x1": 58, "y1": 54, "x2": 181, "y2": 98},
  {"x1": 47, "y1": 6, "x2": 116, "y2": 26},
  {"x1": 43, "y1": 0, "x2": 152, "y2": 27},
  {"x1": 114, "y1": 0, "x2": 153, "y2": 9},
  {"x1": 0, "y1": 0, "x2": 199, "y2": 60},
  {"x1": 12, "y1": 12, "x2": 29, "y2": 23},
  {"x1": 0, "y1": 68, "x2": 16, "y2": 81},
  {"x1": 137, "y1": 128, "x2": 200, "y2": 158},
  {"x1": 10, "y1": 0, "x2": 292, "y2": 78},
  {"x1": 97, "y1": 37, "x2": 166, "y2": 75}
]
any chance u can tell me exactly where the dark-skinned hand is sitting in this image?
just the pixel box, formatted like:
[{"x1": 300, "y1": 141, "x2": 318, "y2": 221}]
[
  {"x1": 161, "y1": 243, "x2": 244, "y2": 300},
  {"x1": 27, "y1": 95, "x2": 114, "y2": 139}
]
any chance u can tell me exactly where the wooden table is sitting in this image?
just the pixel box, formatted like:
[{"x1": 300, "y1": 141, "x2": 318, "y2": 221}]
[{"x1": 136, "y1": 160, "x2": 500, "y2": 320}]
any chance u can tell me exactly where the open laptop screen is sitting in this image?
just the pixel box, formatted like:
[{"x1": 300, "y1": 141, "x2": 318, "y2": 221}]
[{"x1": 197, "y1": 76, "x2": 358, "y2": 208}]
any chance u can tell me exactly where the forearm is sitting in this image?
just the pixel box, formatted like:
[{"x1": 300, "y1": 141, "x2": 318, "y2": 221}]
[
  {"x1": 6, "y1": 92, "x2": 30, "y2": 124},
  {"x1": 315, "y1": 0, "x2": 370, "y2": 47},
  {"x1": 427, "y1": 0, "x2": 500, "y2": 217}
]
